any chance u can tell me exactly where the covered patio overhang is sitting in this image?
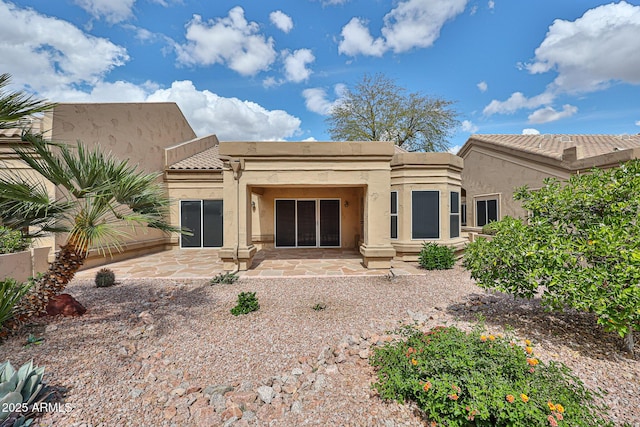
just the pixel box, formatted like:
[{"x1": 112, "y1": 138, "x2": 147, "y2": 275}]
[{"x1": 218, "y1": 141, "x2": 397, "y2": 271}]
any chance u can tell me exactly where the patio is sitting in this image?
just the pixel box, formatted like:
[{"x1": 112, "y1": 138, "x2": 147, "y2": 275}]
[{"x1": 74, "y1": 248, "x2": 424, "y2": 280}]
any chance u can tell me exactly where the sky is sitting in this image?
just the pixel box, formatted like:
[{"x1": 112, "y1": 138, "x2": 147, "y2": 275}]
[{"x1": 2, "y1": 0, "x2": 640, "y2": 152}]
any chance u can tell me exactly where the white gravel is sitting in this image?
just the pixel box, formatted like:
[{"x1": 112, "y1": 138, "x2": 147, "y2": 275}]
[{"x1": 2, "y1": 264, "x2": 638, "y2": 426}]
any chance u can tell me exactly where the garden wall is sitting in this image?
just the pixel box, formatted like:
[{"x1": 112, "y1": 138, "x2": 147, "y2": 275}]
[{"x1": 0, "y1": 247, "x2": 51, "y2": 283}]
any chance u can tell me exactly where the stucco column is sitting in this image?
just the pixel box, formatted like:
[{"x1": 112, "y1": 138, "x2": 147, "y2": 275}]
[
  {"x1": 219, "y1": 167, "x2": 239, "y2": 271},
  {"x1": 236, "y1": 179, "x2": 256, "y2": 270},
  {"x1": 359, "y1": 169, "x2": 396, "y2": 268}
]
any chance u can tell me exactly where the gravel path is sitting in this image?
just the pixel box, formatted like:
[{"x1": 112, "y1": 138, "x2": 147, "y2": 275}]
[{"x1": 2, "y1": 265, "x2": 638, "y2": 426}]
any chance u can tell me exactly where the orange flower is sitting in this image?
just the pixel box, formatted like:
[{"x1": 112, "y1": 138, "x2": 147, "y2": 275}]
[
  {"x1": 555, "y1": 404, "x2": 565, "y2": 413},
  {"x1": 556, "y1": 412, "x2": 564, "y2": 421},
  {"x1": 506, "y1": 394, "x2": 515, "y2": 403},
  {"x1": 480, "y1": 335, "x2": 487, "y2": 342},
  {"x1": 423, "y1": 381, "x2": 432, "y2": 392},
  {"x1": 430, "y1": 422, "x2": 437, "y2": 427},
  {"x1": 448, "y1": 393, "x2": 459, "y2": 400},
  {"x1": 520, "y1": 394, "x2": 529, "y2": 403},
  {"x1": 527, "y1": 358, "x2": 539, "y2": 366},
  {"x1": 547, "y1": 401, "x2": 556, "y2": 411},
  {"x1": 548, "y1": 415, "x2": 558, "y2": 427},
  {"x1": 525, "y1": 339, "x2": 532, "y2": 346},
  {"x1": 489, "y1": 334, "x2": 496, "y2": 341},
  {"x1": 411, "y1": 358, "x2": 418, "y2": 366},
  {"x1": 525, "y1": 346, "x2": 534, "y2": 354}
]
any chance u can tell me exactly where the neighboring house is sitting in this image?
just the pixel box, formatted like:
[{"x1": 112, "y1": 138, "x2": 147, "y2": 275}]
[
  {"x1": 2, "y1": 102, "x2": 465, "y2": 271},
  {"x1": 458, "y1": 134, "x2": 640, "y2": 229}
]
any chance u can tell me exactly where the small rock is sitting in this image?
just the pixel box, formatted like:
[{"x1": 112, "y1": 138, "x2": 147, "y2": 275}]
[
  {"x1": 204, "y1": 384, "x2": 234, "y2": 397},
  {"x1": 130, "y1": 388, "x2": 144, "y2": 398},
  {"x1": 222, "y1": 416, "x2": 238, "y2": 426},
  {"x1": 171, "y1": 388, "x2": 186, "y2": 397},
  {"x1": 291, "y1": 400, "x2": 303, "y2": 414},
  {"x1": 282, "y1": 383, "x2": 297, "y2": 394},
  {"x1": 257, "y1": 386, "x2": 275, "y2": 404},
  {"x1": 209, "y1": 393, "x2": 226, "y2": 413},
  {"x1": 291, "y1": 367, "x2": 303, "y2": 376},
  {"x1": 358, "y1": 349, "x2": 370, "y2": 359},
  {"x1": 221, "y1": 404, "x2": 242, "y2": 421},
  {"x1": 138, "y1": 310, "x2": 154, "y2": 324},
  {"x1": 163, "y1": 406, "x2": 177, "y2": 420}
]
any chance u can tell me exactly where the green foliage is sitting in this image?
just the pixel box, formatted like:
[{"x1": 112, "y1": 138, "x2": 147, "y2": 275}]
[
  {"x1": 0, "y1": 73, "x2": 55, "y2": 130},
  {"x1": 0, "y1": 227, "x2": 31, "y2": 255},
  {"x1": 463, "y1": 161, "x2": 640, "y2": 348},
  {"x1": 209, "y1": 272, "x2": 239, "y2": 285},
  {"x1": 312, "y1": 303, "x2": 327, "y2": 311},
  {"x1": 230, "y1": 292, "x2": 259, "y2": 316},
  {"x1": 370, "y1": 325, "x2": 613, "y2": 427},
  {"x1": 94, "y1": 268, "x2": 116, "y2": 288},
  {"x1": 0, "y1": 279, "x2": 31, "y2": 330},
  {"x1": 419, "y1": 242, "x2": 455, "y2": 270},
  {"x1": 326, "y1": 73, "x2": 459, "y2": 152},
  {"x1": 0, "y1": 360, "x2": 50, "y2": 425},
  {"x1": 481, "y1": 221, "x2": 499, "y2": 235},
  {"x1": 23, "y1": 335, "x2": 44, "y2": 347}
]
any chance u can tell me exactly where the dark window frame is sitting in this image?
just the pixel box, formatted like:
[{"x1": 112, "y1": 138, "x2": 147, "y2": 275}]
[
  {"x1": 390, "y1": 191, "x2": 398, "y2": 239},
  {"x1": 450, "y1": 191, "x2": 460, "y2": 239},
  {"x1": 180, "y1": 199, "x2": 223, "y2": 248}
]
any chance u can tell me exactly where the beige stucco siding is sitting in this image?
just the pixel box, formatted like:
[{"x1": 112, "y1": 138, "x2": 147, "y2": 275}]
[
  {"x1": 461, "y1": 147, "x2": 569, "y2": 226},
  {"x1": 250, "y1": 186, "x2": 363, "y2": 249}
]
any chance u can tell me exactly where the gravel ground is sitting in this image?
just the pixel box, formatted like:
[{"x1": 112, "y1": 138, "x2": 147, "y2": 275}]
[{"x1": 2, "y1": 264, "x2": 638, "y2": 426}]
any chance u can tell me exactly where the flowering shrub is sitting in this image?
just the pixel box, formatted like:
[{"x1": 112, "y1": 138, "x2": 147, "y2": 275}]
[{"x1": 370, "y1": 325, "x2": 614, "y2": 426}]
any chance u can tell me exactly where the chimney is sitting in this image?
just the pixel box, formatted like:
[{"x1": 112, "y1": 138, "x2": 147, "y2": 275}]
[{"x1": 562, "y1": 145, "x2": 583, "y2": 162}]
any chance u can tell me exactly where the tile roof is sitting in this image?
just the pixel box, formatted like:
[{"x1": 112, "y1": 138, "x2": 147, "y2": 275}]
[
  {"x1": 0, "y1": 117, "x2": 43, "y2": 139},
  {"x1": 168, "y1": 145, "x2": 223, "y2": 170},
  {"x1": 467, "y1": 134, "x2": 640, "y2": 160}
]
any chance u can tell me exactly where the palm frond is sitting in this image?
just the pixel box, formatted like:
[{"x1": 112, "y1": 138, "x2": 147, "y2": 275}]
[{"x1": 0, "y1": 73, "x2": 55, "y2": 129}]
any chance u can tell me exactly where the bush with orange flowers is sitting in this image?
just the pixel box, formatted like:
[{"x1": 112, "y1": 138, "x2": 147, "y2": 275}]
[{"x1": 370, "y1": 324, "x2": 614, "y2": 426}]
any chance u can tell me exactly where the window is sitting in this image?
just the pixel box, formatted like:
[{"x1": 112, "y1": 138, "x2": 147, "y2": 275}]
[
  {"x1": 390, "y1": 191, "x2": 398, "y2": 239},
  {"x1": 412, "y1": 191, "x2": 439, "y2": 239},
  {"x1": 450, "y1": 192, "x2": 460, "y2": 238},
  {"x1": 461, "y1": 203, "x2": 467, "y2": 226},
  {"x1": 180, "y1": 200, "x2": 223, "y2": 248},
  {"x1": 476, "y1": 198, "x2": 498, "y2": 227}
]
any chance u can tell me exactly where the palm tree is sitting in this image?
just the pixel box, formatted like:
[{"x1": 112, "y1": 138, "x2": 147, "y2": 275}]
[
  {"x1": 0, "y1": 73, "x2": 54, "y2": 129},
  {"x1": 0, "y1": 132, "x2": 181, "y2": 327}
]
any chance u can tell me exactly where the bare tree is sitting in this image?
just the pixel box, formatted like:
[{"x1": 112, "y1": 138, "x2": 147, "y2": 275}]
[{"x1": 326, "y1": 73, "x2": 459, "y2": 152}]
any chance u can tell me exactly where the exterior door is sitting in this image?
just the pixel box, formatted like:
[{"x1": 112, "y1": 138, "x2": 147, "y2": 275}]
[{"x1": 275, "y1": 199, "x2": 340, "y2": 247}]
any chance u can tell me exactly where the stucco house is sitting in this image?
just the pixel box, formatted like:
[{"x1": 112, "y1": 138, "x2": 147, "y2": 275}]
[
  {"x1": 2, "y1": 102, "x2": 465, "y2": 272},
  {"x1": 458, "y1": 134, "x2": 640, "y2": 229}
]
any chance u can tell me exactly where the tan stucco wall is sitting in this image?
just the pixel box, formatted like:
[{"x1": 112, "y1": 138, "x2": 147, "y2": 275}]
[
  {"x1": 218, "y1": 141, "x2": 396, "y2": 270},
  {"x1": 44, "y1": 103, "x2": 197, "y2": 173},
  {"x1": 461, "y1": 146, "x2": 569, "y2": 226},
  {"x1": 38, "y1": 103, "x2": 197, "y2": 263},
  {"x1": 391, "y1": 152, "x2": 465, "y2": 260},
  {"x1": 165, "y1": 171, "x2": 224, "y2": 247},
  {"x1": 250, "y1": 186, "x2": 363, "y2": 249}
]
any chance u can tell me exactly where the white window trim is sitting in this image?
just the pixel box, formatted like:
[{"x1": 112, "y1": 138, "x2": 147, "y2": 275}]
[
  {"x1": 179, "y1": 199, "x2": 223, "y2": 249},
  {"x1": 390, "y1": 190, "x2": 398, "y2": 240},
  {"x1": 474, "y1": 193, "x2": 501, "y2": 227},
  {"x1": 450, "y1": 191, "x2": 460, "y2": 238},
  {"x1": 274, "y1": 198, "x2": 342, "y2": 248},
  {"x1": 410, "y1": 190, "x2": 441, "y2": 241}
]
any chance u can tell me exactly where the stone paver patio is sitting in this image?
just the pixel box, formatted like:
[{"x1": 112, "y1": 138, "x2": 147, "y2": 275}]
[{"x1": 75, "y1": 248, "x2": 424, "y2": 280}]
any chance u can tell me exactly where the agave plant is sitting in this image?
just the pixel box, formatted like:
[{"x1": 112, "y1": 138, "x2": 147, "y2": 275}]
[
  {"x1": 0, "y1": 360, "x2": 49, "y2": 425},
  {"x1": 0, "y1": 133, "x2": 182, "y2": 329}
]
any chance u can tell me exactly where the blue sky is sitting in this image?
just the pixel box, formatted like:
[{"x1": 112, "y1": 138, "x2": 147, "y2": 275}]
[{"x1": 2, "y1": 0, "x2": 640, "y2": 152}]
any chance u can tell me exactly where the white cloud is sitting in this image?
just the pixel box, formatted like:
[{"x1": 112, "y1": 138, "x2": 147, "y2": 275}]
[
  {"x1": 522, "y1": 128, "x2": 540, "y2": 135},
  {"x1": 282, "y1": 49, "x2": 315, "y2": 83},
  {"x1": 488, "y1": 1, "x2": 495, "y2": 10},
  {"x1": 147, "y1": 80, "x2": 301, "y2": 140},
  {"x1": 0, "y1": 2, "x2": 129, "y2": 94},
  {"x1": 302, "y1": 84, "x2": 346, "y2": 115},
  {"x1": 448, "y1": 144, "x2": 461, "y2": 154},
  {"x1": 526, "y1": 2, "x2": 640, "y2": 94},
  {"x1": 270, "y1": 10, "x2": 293, "y2": 33},
  {"x1": 461, "y1": 120, "x2": 478, "y2": 133},
  {"x1": 636, "y1": 120, "x2": 640, "y2": 126},
  {"x1": 528, "y1": 104, "x2": 578, "y2": 124},
  {"x1": 175, "y1": 7, "x2": 277, "y2": 76},
  {"x1": 477, "y1": 81, "x2": 488, "y2": 92},
  {"x1": 73, "y1": 0, "x2": 135, "y2": 23},
  {"x1": 338, "y1": 0, "x2": 468, "y2": 57},
  {"x1": 338, "y1": 17, "x2": 386, "y2": 56},
  {"x1": 483, "y1": 92, "x2": 555, "y2": 115}
]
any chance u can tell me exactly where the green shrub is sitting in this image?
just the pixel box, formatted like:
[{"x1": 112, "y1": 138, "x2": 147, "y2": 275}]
[
  {"x1": 481, "y1": 221, "x2": 499, "y2": 235},
  {"x1": 418, "y1": 242, "x2": 455, "y2": 270},
  {"x1": 0, "y1": 278, "x2": 32, "y2": 330},
  {"x1": 94, "y1": 268, "x2": 116, "y2": 288},
  {"x1": 370, "y1": 325, "x2": 613, "y2": 427},
  {"x1": 230, "y1": 292, "x2": 259, "y2": 316},
  {"x1": 312, "y1": 303, "x2": 327, "y2": 311},
  {"x1": 210, "y1": 272, "x2": 238, "y2": 285},
  {"x1": 0, "y1": 227, "x2": 31, "y2": 255}
]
